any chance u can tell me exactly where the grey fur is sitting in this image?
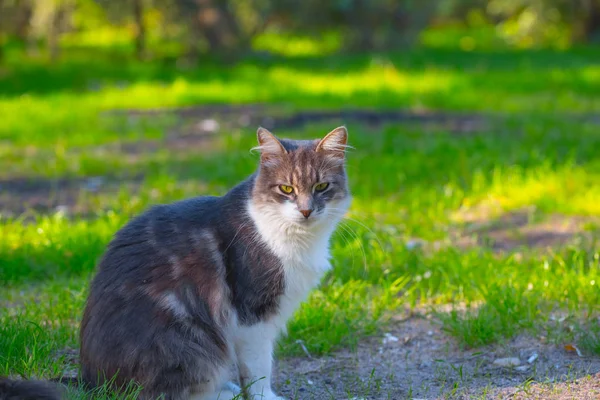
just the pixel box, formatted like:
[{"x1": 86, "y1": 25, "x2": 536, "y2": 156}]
[{"x1": 79, "y1": 176, "x2": 283, "y2": 399}]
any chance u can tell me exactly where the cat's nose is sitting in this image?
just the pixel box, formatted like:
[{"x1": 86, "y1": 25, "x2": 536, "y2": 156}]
[{"x1": 300, "y1": 209, "x2": 312, "y2": 219}]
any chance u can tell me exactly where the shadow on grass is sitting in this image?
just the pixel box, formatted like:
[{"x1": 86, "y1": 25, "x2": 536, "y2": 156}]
[{"x1": 3, "y1": 109, "x2": 600, "y2": 213}]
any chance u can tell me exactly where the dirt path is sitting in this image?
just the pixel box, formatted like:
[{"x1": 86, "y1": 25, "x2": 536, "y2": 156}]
[
  {"x1": 50, "y1": 315, "x2": 600, "y2": 400},
  {"x1": 274, "y1": 317, "x2": 600, "y2": 399}
]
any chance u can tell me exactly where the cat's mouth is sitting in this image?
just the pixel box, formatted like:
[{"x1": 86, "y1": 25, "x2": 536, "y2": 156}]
[
  {"x1": 292, "y1": 216, "x2": 315, "y2": 225},
  {"x1": 283, "y1": 210, "x2": 315, "y2": 225},
  {"x1": 293, "y1": 212, "x2": 325, "y2": 227}
]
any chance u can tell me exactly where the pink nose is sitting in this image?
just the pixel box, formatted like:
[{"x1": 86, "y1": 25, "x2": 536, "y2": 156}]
[{"x1": 300, "y1": 210, "x2": 312, "y2": 218}]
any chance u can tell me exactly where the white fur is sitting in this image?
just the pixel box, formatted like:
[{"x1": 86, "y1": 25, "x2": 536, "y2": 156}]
[
  {"x1": 235, "y1": 322, "x2": 282, "y2": 400},
  {"x1": 235, "y1": 196, "x2": 350, "y2": 399},
  {"x1": 159, "y1": 292, "x2": 189, "y2": 318},
  {"x1": 190, "y1": 366, "x2": 239, "y2": 400}
]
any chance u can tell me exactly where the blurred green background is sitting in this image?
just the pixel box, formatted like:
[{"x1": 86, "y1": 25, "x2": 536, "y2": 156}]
[
  {"x1": 2, "y1": 0, "x2": 600, "y2": 61},
  {"x1": 2, "y1": 1, "x2": 600, "y2": 397}
]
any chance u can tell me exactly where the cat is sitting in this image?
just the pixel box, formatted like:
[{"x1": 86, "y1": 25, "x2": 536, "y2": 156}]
[
  {"x1": 0, "y1": 126, "x2": 351, "y2": 400},
  {"x1": 79, "y1": 125, "x2": 351, "y2": 400}
]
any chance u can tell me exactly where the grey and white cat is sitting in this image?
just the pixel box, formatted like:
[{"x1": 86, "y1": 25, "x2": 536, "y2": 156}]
[{"x1": 76, "y1": 126, "x2": 352, "y2": 400}]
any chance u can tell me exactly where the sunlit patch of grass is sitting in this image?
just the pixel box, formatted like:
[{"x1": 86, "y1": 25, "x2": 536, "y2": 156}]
[
  {"x1": 265, "y1": 64, "x2": 457, "y2": 97},
  {"x1": 0, "y1": 277, "x2": 87, "y2": 378},
  {"x1": 4, "y1": 47, "x2": 600, "y2": 148},
  {"x1": 0, "y1": 63, "x2": 457, "y2": 146},
  {"x1": 438, "y1": 286, "x2": 540, "y2": 348},
  {"x1": 458, "y1": 163, "x2": 600, "y2": 217},
  {"x1": 438, "y1": 247, "x2": 600, "y2": 346},
  {"x1": 252, "y1": 31, "x2": 342, "y2": 57}
]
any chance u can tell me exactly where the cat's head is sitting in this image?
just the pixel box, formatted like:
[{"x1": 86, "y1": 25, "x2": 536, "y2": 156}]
[{"x1": 251, "y1": 126, "x2": 351, "y2": 228}]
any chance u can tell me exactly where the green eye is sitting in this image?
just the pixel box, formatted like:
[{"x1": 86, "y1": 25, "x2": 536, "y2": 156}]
[
  {"x1": 314, "y1": 182, "x2": 329, "y2": 192},
  {"x1": 279, "y1": 185, "x2": 294, "y2": 194}
]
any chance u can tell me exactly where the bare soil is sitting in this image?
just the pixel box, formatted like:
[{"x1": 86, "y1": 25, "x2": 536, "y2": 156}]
[
  {"x1": 111, "y1": 105, "x2": 492, "y2": 135},
  {"x1": 275, "y1": 316, "x2": 600, "y2": 399},
  {"x1": 453, "y1": 208, "x2": 599, "y2": 253}
]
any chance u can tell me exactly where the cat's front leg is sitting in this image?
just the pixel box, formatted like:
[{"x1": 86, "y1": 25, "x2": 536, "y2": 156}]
[{"x1": 235, "y1": 322, "x2": 287, "y2": 400}]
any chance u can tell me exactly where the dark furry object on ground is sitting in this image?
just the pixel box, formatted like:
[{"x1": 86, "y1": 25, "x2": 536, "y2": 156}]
[{"x1": 0, "y1": 377, "x2": 63, "y2": 400}]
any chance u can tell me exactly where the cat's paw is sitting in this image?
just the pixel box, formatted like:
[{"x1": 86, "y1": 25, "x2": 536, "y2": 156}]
[
  {"x1": 222, "y1": 381, "x2": 241, "y2": 394},
  {"x1": 248, "y1": 392, "x2": 287, "y2": 400},
  {"x1": 266, "y1": 394, "x2": 287, "y2": 400}
]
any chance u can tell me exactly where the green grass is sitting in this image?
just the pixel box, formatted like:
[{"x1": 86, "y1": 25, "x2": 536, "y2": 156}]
[{"x1": 2, "y1": 38, "x2": 600, "y2": 398}]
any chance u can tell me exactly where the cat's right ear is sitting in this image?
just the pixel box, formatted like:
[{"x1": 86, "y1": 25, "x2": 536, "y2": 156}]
[{"x1": 255, "y1": 127, "x2": 286, "y2": 163}]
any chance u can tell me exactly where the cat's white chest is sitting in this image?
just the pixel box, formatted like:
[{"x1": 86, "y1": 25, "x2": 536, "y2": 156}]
[
  {"x1": 247, "y1": 201, "x2": 335, "y2": 329},
  {"x1": 267, "y1": 233, "x2": 332, "y2": 330}
]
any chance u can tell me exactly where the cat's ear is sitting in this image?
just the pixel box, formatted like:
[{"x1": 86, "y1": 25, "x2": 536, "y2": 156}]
[
  {"x1": 316, "y1": 126, "x2": 348, "y2": 158},
  {"x1": 255, "y1": 127, "x2": 286, "y2": 162}
]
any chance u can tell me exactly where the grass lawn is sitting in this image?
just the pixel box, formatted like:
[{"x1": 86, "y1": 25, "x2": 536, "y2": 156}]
[{"x1": 1, "y1": 41, "x2": 600, "y2": 398}]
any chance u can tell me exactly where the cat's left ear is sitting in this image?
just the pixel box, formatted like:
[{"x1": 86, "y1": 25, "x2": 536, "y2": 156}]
[{"x1": 316, "y1": 126, "x2": 348, "y2": 158}]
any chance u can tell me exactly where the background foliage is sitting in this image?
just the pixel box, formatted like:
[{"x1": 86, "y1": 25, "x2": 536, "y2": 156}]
[{"x1": 2, "y1": 0, "x2": 600, "y2": 63}]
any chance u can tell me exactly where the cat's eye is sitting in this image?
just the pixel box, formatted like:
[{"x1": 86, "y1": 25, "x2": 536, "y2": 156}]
[
  {"x1": 279, "y1": 185, "x2": 294, "y2": 194},
  {"x1": 314, "y1": 182, "x2": 329, "y2": 192}
]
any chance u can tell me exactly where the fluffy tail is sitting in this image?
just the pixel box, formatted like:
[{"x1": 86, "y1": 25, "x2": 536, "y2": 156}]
[
  {"x1": 0, "y1": 376, "x2": 63, "y2": 400},
  {"x1": 0, "y1": 376, "x2": 84, "y2": 400}
]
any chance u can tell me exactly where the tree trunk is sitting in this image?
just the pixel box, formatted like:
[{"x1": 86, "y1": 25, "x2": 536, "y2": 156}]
[
  {"x1": 194, "y1": 0, "x2": 248, "y2": 57},
  {"x1": 0, "y1": 0, "x2": 3, "y2": 62},
  {"x1": 133, "y1": 0, "x2": 146, "y2": 59},
  {"x1": 15, "y1": 1, "x2": 32, "y2": 43},
  {"x1": 48, "y1": 3, "x2": 67, "y2": 62},
  {"x1": 582, "y1": 0, "x2": 600, "y2": 42},
  {"x1": 216, "y1": 0, "x2": 241, "y2": 44},
  {"x1": 0, "y1": 0, "x2": 7, "y2": 63},
  {"x1": 343, "y1": 0, "x2": 375, "y2": 52},
  {"x1": 195, "y1": 0, "x2": 224, "y2": 53},
  {"x1": 48, "y1": 14, "x2": 60, "y2": 62}
]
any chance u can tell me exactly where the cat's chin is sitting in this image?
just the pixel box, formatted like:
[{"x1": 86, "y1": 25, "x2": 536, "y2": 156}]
[
  {"x1": 278, "y1": 213, "x2": 327, "y2": 231},
  {"x1": 286, "y1": 216, "x2": 319, "y2": 228}
]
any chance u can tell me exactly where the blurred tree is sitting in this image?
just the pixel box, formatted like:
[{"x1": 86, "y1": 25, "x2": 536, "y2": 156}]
[
  {"x1": 573, "y1": 0, "x2": 600, "y2": 42},
  {"x1": 486, "y1": 0, "x2": 600, "y2": 47},
  {"x1": 26, "y1": 0, "x2": 76, "y2": 60},
  {"x1": 174, "y1": 0, "x2": 271, "y2": 60},
  {"x1": 267, "y1": 0, "x2": 437, "y2": 51},
  {"x1": 133, "y1": 0, "x2": 146, "y2": 58},
  {"x1": 432, "y1": 0, "x2": 600, "y2": 48},
  {"x1": 0, "y1": 0, "x2": 34, "y2": 61},
  {"x1": 4, "y1": 0, "x2": 600, "y2": 65},
  {"x1": 94, "y1": 0, "x2": 149, "y2": 59}
]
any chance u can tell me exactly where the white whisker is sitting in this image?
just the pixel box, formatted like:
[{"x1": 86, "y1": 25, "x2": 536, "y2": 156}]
[
  {"x1": 224, "y1": 222, "x2": 249, "y2": 253},
  {"x1": 337, "y1": 222, "x2": 368, "y2": 273}
]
